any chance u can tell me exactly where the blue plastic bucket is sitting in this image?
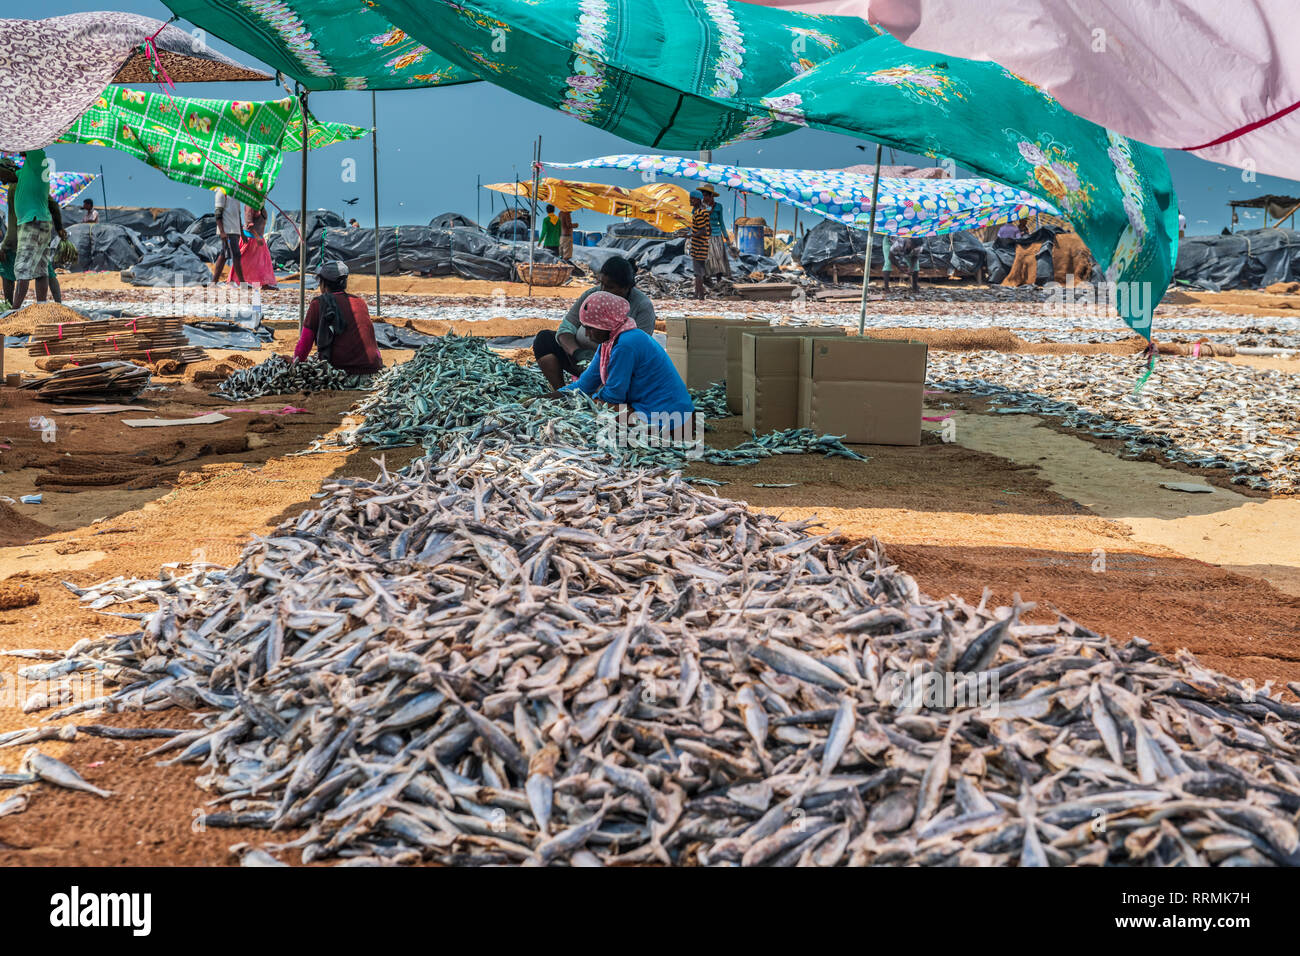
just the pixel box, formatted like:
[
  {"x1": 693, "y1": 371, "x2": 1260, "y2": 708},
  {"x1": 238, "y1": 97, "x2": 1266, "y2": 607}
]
[
  {"x1": 735, "y1": 220, "x2": 766, "y2": 257},
  {"x1": 585, "y1": 232, "x2": 602, "y2": 246}
]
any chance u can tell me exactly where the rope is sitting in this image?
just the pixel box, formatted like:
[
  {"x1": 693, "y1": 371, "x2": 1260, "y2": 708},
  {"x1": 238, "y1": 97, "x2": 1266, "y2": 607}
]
[{"x1": 140, "y1": 54, "x2": 303, "y2": 243}]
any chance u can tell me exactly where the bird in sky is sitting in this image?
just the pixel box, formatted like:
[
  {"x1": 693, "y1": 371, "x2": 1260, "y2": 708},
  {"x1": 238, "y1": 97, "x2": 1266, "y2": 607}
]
[{"x1": 342, "y1": 197, "x2": 359, "y2": 206}]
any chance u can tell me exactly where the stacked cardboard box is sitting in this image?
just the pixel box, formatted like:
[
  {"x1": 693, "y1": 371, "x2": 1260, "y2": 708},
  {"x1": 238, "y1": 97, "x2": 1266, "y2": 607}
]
[
  {"x1": 741, "y1": 332, "x2": 842, "y2": 433},
  {"x1": 665, "y1": 317, "x2": 768, "y2": 390},
  {"x1": 724, "y1": 324, "x2": 844, "y2": 414},
  {"x1": 669, "y1": 318, "x2": 927, "y2": 446},
  {"x1": 798, "y1": 337, "x2": 928, "y2": 445}
]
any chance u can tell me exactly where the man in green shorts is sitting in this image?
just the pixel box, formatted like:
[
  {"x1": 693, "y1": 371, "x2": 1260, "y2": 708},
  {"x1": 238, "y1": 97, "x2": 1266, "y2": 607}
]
[{"x1": 2, "y1": 151, "x2": 68, "y2": 310}]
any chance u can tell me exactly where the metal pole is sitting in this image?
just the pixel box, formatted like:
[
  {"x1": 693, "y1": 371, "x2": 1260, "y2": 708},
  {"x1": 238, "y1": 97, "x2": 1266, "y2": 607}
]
[
  {"x1": 98, "y1": 164, "x2": 108, "y2": 212},
  {"x1": 371, "y1": 91, "x2": 381, "y2": 316},
  {"x1": 476, "y1": 174, "x2": 481, "y2": 227},
  {"x1": 773, "y1": 199, "x2": 779, "y2": 239},
  {"x1": 857, "y1": 142, "x2": 883, "y2": 335},
  {"x1": 298, "y1": 87, "x2": 309, "y2": 330},
  {"x1": 527, "y1": 136, "x2": 541, "y2": 296}
]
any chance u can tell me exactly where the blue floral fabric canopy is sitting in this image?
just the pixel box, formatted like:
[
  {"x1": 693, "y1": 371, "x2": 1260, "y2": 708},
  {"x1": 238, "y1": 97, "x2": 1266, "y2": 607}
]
[{"x1": 548, "y1": 153, "x2": 1061, "y2": 237}]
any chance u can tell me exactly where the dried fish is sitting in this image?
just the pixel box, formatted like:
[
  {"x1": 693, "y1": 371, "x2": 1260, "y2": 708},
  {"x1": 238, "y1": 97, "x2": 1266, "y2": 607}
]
[
  {"x1": 40, "y1": 420, "x2": 1300, "y2": 867},
  {"x1": 929, "y1": 353, "x2": 1300, "y2": 493},
  {"x1": 215, "y1": 355, "x2": 376, "y2": 402}
]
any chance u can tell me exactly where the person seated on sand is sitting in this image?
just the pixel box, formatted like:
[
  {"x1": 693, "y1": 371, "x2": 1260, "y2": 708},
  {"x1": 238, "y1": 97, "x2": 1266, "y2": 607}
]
[
  {"x1": 290, "y1": 260, "x2": 383, "y2": 375},
  {"x1": 531, "y1": 291, "x2": 694, "y2": 436},
  {"x1": 531, "y1": 254, "x2": 655, "y2": 389}
]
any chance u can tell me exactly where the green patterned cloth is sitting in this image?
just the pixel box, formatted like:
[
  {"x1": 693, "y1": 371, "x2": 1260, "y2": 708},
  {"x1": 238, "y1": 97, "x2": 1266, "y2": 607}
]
[
  {"x1": 163, "y1": 0, "x2": 477, "y2": 91},
  {"x1": 57, "y1": 90, "x2": 367, "y2": 207},
  {"x1": 283, "y1": 115, "x2": 369, "y2": 152},
  {"x1": 59, "y1": 88, "x2": 295, "y2": 208},
  {"x1": 373, "y1": 0, "x2": 876, "y2": 149}
]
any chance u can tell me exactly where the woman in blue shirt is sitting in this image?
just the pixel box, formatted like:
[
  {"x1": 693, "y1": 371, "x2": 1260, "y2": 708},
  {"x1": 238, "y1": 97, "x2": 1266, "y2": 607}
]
[{"x1": 536, "y1": 291, "x2": 694, "y2": 435}]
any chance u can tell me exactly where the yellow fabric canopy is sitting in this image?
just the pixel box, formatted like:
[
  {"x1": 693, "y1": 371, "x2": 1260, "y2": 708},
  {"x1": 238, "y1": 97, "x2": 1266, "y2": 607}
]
[{"x1": 485, "y1": 177, "x2": 690, "y2": 233}]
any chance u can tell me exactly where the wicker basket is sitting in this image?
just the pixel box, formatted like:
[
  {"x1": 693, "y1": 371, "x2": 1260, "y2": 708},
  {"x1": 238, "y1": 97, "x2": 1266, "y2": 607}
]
[{"x1": 516, "y1": 262, "x2": 573, "y2": 287}]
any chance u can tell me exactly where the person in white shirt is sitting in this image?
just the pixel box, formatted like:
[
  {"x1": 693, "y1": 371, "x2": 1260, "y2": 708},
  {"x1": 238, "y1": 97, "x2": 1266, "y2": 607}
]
[
  {"x1": 213, "y1": 190, "x2": 245, "y2": 283},
  {"x1": 1178, "y1": 212, "x2": 1187, "y2": 239}
]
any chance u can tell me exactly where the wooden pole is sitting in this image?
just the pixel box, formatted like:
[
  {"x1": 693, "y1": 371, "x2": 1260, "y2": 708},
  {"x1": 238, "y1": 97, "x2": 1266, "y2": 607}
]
[
  {"x1": 857, "y1": 143, "x2": 883, "y2": 336},
  {"x1": 527, "y1": 136, "x2": 542, "y2": 296},
  {"x1": 371, "y1": 91, "x2": 381, "y2": 316},
  {"x1": 298, "y1": 87, "x2": 309, "y2": 330}
]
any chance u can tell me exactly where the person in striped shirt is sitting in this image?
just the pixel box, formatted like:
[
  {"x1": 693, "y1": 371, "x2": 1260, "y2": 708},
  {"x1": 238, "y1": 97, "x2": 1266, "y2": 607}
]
[{"x1": 689, "y1": 191, "x2": 711, "y2": 300}]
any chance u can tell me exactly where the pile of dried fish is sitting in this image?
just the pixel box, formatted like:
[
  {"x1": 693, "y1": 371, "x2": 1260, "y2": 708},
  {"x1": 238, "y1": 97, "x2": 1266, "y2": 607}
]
[
  {"x1": 340, "y1": 335, "x2": 550, "y2": 449},
  {"x1": 711, "y1": 429, "x2": 867, "y2": 467},
  {"x1": 32, "y1": 425, "x2": 1300, "y2": 867},
  {"x1": 215, "y1": 355, "x2": 377, "y2": 402},
  {"x1": 310, "y1": 336, "x2": 865, "y2": 471},
  {"x1": 688, "y1": 383, "x2": 730, "y2": 419},
  {"x1": 928, "y1": 353, "x2": 1300, "y2": 492}
]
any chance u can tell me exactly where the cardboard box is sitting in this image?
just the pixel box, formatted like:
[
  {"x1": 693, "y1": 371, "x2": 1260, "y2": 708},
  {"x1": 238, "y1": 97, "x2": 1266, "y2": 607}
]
[
  {"x1": 798, "y1": 338, "x2": 928, "y2": 445},
  {"x1": 725, "y1": 324, "x2": 844, "y2": 414},
  {"x1": 741, "y1": 334, "x2": 844, "y2": 433},
  {"x1": 665, "y1": 317, "x2": 769, "y2": 391}
]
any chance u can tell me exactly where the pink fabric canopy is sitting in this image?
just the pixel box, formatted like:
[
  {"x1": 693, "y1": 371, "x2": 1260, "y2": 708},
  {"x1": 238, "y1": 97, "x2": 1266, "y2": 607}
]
[{"x1": 742, "y1": 0, "x2": 1300, "y2": 181}]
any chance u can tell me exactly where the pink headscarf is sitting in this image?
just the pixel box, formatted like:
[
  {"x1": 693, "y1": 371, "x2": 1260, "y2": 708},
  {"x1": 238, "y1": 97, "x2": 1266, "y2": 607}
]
[{"x1": 580, "y1": 290, "x2": 636, "y2": 384}]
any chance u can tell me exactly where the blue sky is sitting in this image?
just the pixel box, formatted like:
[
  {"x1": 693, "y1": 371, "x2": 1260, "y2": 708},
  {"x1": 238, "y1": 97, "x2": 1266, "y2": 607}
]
[{"x1": 41, "y1": 0, "x2": 1300, "y2": 236}]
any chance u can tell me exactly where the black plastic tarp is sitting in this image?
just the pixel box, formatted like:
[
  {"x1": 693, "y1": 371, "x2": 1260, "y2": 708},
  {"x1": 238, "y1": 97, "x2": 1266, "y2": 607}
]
[
  {"x1": 271, "y1": 224, "x2": 559, "y2": 282},
  {"x1": 982, "y1": 227, "x2": 1064, "y2": 284},
  {"x1": 1174, "y1": 228, "x2": 1300, "y2": 291},
  {"x1": 64, "y1": 223, "x2": 146, "y2": 272},
  {"x1": 573, "y1": 235, "x2": 777, "y2": 281},
  {"x1": 793, "y1": 219, "x2": 995, "y2": 280},
  {"x1": 597, "y1": 220, "x2": 670, "y2": 250},
  {"x1": 429, "y1": 213, "x2": 480, "y2": 230},
  {"x1": 62, "y1": 206, "x2": 196, "y2": 237},
  {"x1": 488, "y1": 208, "x2": 530, "y2": 237},
  {"x1": 276, "y1": 209, "x2": 347, "y2": 255},
  {"x1": 372, "y1": 324, "x2": 442, "y2": 349},
  {"x1": 180, "y1": 322, "x2": 274, "y2": 349},
  {"x1": 493, "y1": 219, "x2": 531, "y2": 242},
  {"x1": 122, "y1": 244, "x2": 212, "y2": 287}
]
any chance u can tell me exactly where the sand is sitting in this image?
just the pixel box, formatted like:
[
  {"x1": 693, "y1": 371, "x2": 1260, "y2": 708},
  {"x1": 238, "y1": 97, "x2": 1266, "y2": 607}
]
[
  {"x1": 1163, "y1": 288, "x2": 1300, "y2": 318},
  {"x1": 930, "y1": 409, "x2": 1300, "y2": 597}
]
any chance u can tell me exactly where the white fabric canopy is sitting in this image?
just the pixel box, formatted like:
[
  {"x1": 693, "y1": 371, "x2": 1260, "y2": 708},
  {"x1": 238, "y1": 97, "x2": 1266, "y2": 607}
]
[{"x1": 742, "y1": 0, "x2": 1300, "y2": 182}]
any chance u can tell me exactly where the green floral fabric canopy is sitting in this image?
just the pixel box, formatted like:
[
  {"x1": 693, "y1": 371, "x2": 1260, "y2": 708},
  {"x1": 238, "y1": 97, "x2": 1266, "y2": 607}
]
[
  {"x1": 373, "y1": 0, "x2": 876, "y2": 149},
  {"x1": 163, "y1": 0, "x2": 476, "y2": 91}
]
